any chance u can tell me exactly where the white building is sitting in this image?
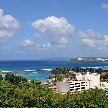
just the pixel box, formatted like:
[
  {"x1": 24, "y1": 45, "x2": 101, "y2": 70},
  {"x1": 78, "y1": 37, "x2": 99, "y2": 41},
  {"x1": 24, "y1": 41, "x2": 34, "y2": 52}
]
[
  {"x1": 78, "y1": 57, "x2": 83, "y2": 61},
  {"x1": 76, "y1": 72, "x2": 100, "y2": 89},
  {"x1": 56, "y1": 81, "x2": 70, "y2": 93},
  {"x1": 101, "y1": 82, "x2": 108, "y2": 91},
  {"x1": 56, "y1": 72, "x2": 100, "y2": 93},
  {"x1": 69, "y1": 80, "x2": 90, "y2": 92}
]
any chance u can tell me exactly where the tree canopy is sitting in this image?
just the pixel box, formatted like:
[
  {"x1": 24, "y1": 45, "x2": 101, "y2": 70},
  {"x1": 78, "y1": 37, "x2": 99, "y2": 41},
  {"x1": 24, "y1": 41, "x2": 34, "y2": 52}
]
[{"x1": 0, "y1": 73, "x2": 108, "y2": 107}]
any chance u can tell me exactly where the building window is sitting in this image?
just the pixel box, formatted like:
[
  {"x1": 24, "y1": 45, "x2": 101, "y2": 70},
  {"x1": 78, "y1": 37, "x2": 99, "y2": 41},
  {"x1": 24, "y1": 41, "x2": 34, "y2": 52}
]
[
  {"x1": 81, "y1": 82, "x2": 85, "y2": 84},
  {"x1": 75, "y1": 85, "x2": 80, "y2": 87},
  {"x1": 81, "y1": 87, "x2": 85, "y2": 89},
  {"x1": 75, "y1": 83, "x2": 80, "y2": 85},
  {"x1": 75, "y1": 88, "x2": 80, "y2": 90}
]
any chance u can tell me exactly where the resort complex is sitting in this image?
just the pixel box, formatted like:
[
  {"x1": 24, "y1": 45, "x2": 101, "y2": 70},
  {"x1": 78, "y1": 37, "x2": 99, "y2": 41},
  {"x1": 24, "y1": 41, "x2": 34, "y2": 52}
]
[
  {"x1": 48, "y1": 67, "x2": 108, "y2": 93},
  {"x1": 56, "y1": 72, "x2": 100, "y2": 93}
]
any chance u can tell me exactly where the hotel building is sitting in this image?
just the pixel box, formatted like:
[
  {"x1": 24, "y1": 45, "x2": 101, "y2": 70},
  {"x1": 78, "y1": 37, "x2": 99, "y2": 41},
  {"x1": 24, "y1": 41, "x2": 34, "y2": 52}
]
[{"x1": 56, "y1": 72, "x2": 100, "y2": 93}]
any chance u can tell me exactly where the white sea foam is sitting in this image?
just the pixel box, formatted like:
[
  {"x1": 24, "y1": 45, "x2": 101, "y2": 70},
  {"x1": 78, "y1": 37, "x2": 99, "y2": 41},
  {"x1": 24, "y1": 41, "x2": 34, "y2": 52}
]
[{"x1": 41, "y1": 69, "x2": 52, "y2": 71}]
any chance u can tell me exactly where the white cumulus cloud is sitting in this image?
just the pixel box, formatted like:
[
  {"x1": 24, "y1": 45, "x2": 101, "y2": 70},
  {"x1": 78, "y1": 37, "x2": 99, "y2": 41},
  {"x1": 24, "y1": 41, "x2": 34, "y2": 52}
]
[
  {"x1": 22, "y1": 39, "x2": 34, "y2": 47},
  {"x1": 101, "y1": 3, "x2": 108, "y2": 10},
  {"x1": 22, "y1": 38, "x2": 51, "y2": 50},
  {"x1": 0, "y1": 9, "x2": 3, "y2": 16},
  {"x1": 32, "y1": 16, "x2": 74, "y2": 37},
  {"x1": 24, "y1": 16, "x2": 74, "y2": 49},
  {"x1": 0, "y1": 9, "x2": 20, "y2": 39},
  {"x1": 78, "y1": 29, "x2": 108, "y2": 49}
]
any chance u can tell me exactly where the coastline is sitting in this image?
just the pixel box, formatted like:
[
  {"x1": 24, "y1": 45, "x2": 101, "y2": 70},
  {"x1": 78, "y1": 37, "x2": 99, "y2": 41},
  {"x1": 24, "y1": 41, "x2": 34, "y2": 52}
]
[{"x1": 1, "y1": 60, "x2": 108, "y2": 81}]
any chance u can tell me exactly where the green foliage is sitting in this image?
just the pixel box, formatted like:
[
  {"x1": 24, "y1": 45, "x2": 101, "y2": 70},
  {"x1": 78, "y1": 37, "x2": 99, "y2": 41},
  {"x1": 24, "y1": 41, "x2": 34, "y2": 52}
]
[
  {"x1": 1, "y1": 73, "x2": 108, "y2": 107},
  {"x1": 51, "y1": 68, "x2": 65, "y2": 74},
  {"x1": 5, "y1": 73, "x2": 28, "y2": 85},
  {"x1": 0, "y1": 74, "x2": 3, "y2": 80}
]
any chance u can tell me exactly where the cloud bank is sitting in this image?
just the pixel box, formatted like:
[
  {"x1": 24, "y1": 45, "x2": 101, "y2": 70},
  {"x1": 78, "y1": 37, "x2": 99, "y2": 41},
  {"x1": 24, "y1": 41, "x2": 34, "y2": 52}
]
[
  {"x1": 22, "y1": 16, "x2": 74, "y2": 49},
  {"x1": 78, "y1": 29, "x2": 108, "y2": 49},
  {"x1": 22, "y1": 16, "x2": 108, "y2": 50},
  {"x1": 0, "y1": 9, "x2": 20, "y2": 40}
]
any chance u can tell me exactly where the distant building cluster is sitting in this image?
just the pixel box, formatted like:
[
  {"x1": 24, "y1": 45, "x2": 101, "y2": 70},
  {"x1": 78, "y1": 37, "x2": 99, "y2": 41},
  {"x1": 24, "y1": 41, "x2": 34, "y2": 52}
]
[
  {"x1": 48, "y1": 70, "x2": 108, "y2": 93},
  {"x1": 70, "y1": 57, "x2": 108, "y2": 62}
]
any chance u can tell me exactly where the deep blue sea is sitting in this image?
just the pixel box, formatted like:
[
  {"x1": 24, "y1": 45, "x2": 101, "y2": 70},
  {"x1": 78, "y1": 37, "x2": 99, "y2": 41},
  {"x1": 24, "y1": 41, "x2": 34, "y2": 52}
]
[{"x1": 0, "y1": 60, "x2": 108, "y2": 81}]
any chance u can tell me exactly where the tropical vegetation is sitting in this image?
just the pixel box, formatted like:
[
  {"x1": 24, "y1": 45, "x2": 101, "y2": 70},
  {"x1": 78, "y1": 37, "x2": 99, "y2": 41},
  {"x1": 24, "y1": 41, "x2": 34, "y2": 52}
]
[{"x1": 0, "y1": 73, "x2": 108, "y2": 107}]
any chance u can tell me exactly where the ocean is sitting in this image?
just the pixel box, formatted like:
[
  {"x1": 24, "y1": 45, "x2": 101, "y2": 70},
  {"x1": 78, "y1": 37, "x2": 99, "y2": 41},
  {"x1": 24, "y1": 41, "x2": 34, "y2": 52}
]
[{"x1": 0, "y1": 60, "x2": 108, "y2": 81}]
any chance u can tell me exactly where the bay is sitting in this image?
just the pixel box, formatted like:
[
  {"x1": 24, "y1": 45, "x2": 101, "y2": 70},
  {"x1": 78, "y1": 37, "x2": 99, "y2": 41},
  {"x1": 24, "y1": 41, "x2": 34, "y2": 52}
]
[{"x1": 0, "y1": 60, "x2": 108, "y2": 81}]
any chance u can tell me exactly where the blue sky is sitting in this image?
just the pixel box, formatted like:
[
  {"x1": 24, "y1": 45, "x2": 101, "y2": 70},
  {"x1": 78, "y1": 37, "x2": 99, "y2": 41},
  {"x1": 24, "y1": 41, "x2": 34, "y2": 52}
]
[{"x1": 0, "y1": 0, "x2": 108, "y2": 60}]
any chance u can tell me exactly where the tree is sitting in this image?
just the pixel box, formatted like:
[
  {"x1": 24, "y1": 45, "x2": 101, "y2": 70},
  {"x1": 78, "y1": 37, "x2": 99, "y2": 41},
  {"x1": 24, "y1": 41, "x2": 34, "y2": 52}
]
[
  {"x1": 5, "y1": 73, "x2": 27, "y2": 85},
  {"x1": 0, "y1": 74, "x2": 3, "y2": 80},
  {"x1": 1, "y1": 73, "x2": 108, "y2": 107}
]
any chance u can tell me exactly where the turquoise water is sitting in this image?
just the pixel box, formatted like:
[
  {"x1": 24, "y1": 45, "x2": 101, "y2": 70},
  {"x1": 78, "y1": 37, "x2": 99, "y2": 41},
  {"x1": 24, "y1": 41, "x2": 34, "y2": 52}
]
[{"x1": 0, "y1": 60, "x2": 108, "y2": 81}]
